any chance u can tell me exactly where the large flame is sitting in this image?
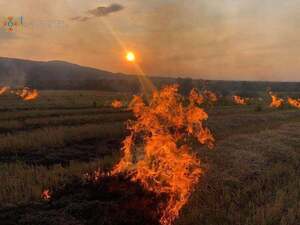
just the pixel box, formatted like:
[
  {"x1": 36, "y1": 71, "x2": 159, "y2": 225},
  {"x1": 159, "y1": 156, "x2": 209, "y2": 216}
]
[
  {"x1": 269, "y1": 92, "x2": 284, "y2": 108},
  {"x1": 233, "y1": 95, "x2": 248, "y2": 105},
  {"x1": 112, "y1": 99, "x2": 123, "y2": 108},
  {"x1": 288, "y1": 97, "x2": 300, "y2": 109},
  {"x1": 112, "y1": 85, "x2": 214, "y2": 225}
]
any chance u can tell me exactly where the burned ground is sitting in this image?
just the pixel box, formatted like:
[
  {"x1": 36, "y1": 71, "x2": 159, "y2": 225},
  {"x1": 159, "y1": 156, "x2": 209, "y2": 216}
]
[{"x1": 0, "y1": 174, "x2": 166, "y2": 225}]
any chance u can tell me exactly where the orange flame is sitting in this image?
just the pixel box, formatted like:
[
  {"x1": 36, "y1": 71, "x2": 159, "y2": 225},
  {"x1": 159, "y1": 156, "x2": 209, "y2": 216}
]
[
  {"x1": 17, "y1": 88, "x2": 39, "y2": 101},
  {"x1": 41, "y1": 189, "x2": 51, "y2": 201},
  {"x1": 288, "y1": 97, "x2": 300, "y2": 109},
  {"x1": 203, "y1": 90, "x2": 218, "y2": 103},
  {"x1": 233, "y1": 95, "x2": 248, "y2": 105},
  {"x1": 111, "y1": 99, "x2": 123, "y2": 108},
  {"x1": 269, "y1": 92, "x2": 284, "y2": 108},
  {"x1": 0, "y1": 86, "x2": 9, "y2": 95},
  {"x1": 112, "y1": 85, "x2": 214, "y2": 225}
]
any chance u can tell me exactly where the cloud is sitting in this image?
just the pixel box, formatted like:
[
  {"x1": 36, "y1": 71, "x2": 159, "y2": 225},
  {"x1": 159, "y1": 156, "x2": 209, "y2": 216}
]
[
  {"x1": 71, "y1": 3, "x2": 124, "y2": 22},
  {"x1": 88, "y1": 4, "x2": 124, "y2": 17}
]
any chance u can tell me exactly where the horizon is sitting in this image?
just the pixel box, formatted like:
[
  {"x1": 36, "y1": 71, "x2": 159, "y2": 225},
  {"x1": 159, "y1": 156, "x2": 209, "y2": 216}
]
[
  {"x1": 1, "y1": 1, "x2": 300, "y2": 81},
  {"x1": 2, "y1": 55, "x2": 300, "y2": 83}
]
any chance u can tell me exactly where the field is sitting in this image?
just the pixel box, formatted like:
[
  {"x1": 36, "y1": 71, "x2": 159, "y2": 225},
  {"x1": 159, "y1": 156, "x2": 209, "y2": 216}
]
[{"x1": 1, "y1": 90, "x2": 300, "y2": 225}]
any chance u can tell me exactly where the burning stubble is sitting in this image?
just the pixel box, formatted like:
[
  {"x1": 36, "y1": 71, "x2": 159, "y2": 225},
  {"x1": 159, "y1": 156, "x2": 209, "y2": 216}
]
[{"x1": 112, "y1": 85, "x2": 215, "y2": 225}]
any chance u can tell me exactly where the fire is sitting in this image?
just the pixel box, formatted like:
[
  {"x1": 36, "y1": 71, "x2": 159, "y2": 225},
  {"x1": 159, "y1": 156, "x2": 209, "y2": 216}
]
[
  {"x1": 203, "y1": 90, "x2": 218, "y2": 103},
  {"x1": 17, "y1": 87, "x2": 39, "y2": 101},
  {"x1": 288, "y1": 97, "x2": 300, "y2": 109},
  {"x1": 41, "y1": 189, "x2": 51, "y2": 201},
  {"x1": 0, "y1": 86, "x2": 9, "y2": 95},
  {"x1": 112, "y1": 85, "x2": 214, "y2": 225},
  {"x1": 126, "y1": 51, "x2": 136, "y2": 62},
  {"x1": 233, "y1": 95, "x2": 248, "y2": 105},
  {"x1": 269, "y1": 92, "x2": 284, "y2": 108},
  {"x1": 111, "y1": 99, "x2": 123, "y2": 108}
]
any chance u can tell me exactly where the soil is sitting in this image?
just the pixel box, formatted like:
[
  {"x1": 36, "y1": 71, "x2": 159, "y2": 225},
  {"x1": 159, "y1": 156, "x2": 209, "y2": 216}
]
[{"x1": 0, "y1": 174, "x2": 167, "y2": 225}]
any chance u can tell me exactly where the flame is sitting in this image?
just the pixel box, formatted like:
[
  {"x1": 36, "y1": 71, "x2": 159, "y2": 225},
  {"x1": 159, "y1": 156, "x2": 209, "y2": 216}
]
[
  {"x1": 0, "y1": 86, "x2": 9, "y2": 95},
  {"x1": 233, "y1": 95, "x2": 248, "y2": 105},
  {"x1": 112, "y1": 85, "x2": 214, "y2": 225},
  {"x1": 189, "y1": 88, "x2": 204, "y2": 105},
  {"x1": 112, "y1": 99, "x2": 123, "y2": 108},
  {"x1": 41, "y1": 189, "x2": 51, "y2": 200},
  {"x1": 269, "y1": 92, "x2": 284, "y2": 108},
  {"x1": 288, "y1": 97, "x2": 300, "y2": 109},
  {"x1": 17, "y1": 88, "x2": 39, "y2": 101},
  {"x1": 203, "y1": 90, "x2": 218, "y2": 103}
]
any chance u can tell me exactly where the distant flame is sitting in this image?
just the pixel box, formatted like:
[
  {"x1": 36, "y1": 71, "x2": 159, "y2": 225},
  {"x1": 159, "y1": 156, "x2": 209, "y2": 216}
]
[
  {"x1": 0, "y1": 86, "x2": 9, "y2": 95},
  {"x1": 112, "y1": 85, "x2": 214, "y2": 225},
  {"x1": 112, "y1": 99, "x2": 123, "y2": 108},
  {"x1": 288, "y1": 97, "x2": 300, "y2": 109},
  {"x1": 17, "y1": 88, "x2": 39, "y2": 101},
  {"x1": 41, "y1": 189, "x2": 51, "y2": 201},
  {"x1": 233, "y1": 95, "x2": 248, "y2": 105},
  {"x1": 269, "y1": 92, "x2": 284, "y2": 108},
  {"x1": 203, "y1": 90, "x2": 218, "y2": 103}
]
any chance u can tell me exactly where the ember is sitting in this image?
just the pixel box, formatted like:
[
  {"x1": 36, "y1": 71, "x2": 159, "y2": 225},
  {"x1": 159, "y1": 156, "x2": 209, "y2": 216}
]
[
  {"x1": 112, "y1": 99, "x2": 123, "y2": 108},
  {"x1": 41, "y1": 189, "x2": 51, "y2": 201}
]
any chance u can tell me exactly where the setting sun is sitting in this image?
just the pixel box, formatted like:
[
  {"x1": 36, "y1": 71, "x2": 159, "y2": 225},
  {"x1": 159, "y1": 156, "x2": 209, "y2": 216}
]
[{"x1": 126, "y1": 51, "x2": 136, "y2": 62}]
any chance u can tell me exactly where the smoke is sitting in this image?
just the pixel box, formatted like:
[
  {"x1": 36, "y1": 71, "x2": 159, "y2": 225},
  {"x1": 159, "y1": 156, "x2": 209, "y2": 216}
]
[{"x1": 71, "y1": 3, "x2": 124, "y2": 22}]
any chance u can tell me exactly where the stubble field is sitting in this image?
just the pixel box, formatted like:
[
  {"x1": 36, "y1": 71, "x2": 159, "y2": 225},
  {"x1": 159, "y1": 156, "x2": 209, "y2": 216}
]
[{"x1": 1, "y1": 90, "x2": 300, "y2": 225}]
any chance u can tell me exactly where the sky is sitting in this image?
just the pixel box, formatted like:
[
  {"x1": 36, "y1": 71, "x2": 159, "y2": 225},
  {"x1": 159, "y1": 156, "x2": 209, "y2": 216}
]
[{"x1": 0, "y1": 0, "x2": 300, "y2": 81}]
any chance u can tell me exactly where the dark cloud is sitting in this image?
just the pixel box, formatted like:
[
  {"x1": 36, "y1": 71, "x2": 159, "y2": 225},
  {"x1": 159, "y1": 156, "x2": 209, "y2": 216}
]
[
  {"x1": 71, "y1": 16, "x2": 90, "y2": 22},
  {"x1": 88, "y1": 4, "x2": 124, "y2": 17},
  {"x1": 71, "y1": 3, "x2": 124, "y2": 22}
]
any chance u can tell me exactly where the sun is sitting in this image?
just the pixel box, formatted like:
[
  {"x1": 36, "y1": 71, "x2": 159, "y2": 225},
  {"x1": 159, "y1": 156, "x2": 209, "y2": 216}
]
[{"x1": 126, "y1": 51, "x2": 136, "y2": 62}]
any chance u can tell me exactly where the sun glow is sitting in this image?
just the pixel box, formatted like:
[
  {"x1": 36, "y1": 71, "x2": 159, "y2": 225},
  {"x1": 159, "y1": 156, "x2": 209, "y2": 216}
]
[{"x1": 126, "y1": 51, "x2": 136, "y2": 62}]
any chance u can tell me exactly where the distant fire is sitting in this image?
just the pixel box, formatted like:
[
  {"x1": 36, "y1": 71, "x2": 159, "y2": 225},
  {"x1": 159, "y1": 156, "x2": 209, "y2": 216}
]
[
  {"x1": 41, "y1": 189, "x2": 51, "y2": 201},
  {"x1": 111, "y1": 99, "x2": 123, "y2": 108},
  {"x1": 288, "y1": 97, "x2": 300, "y2": 109},
  {"x1": 17, "y1": 87, "x2": 39, "y2": 101},
  {"x1": 112, "y1": 85, "x2": 214, "y2": 225},
  {"x1": 0, "y1": 86, "x2": 9, "y2": 95},
  {"x1": 269, "y1": 92, "x2": 284, "y2": 108},
  {"x1": 233, "y1": 95, "x2": 248, "y2": 105},
  {"x1": 203, "y1": 90, "x2": 218, "y2": 103}
]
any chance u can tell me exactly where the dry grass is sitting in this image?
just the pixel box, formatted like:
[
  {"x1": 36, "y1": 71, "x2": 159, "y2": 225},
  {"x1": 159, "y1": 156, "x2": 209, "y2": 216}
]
[
  {"x1": 0, "y1": 153, "x2": 119, "y2": 207},
  {"x1": 176, "y1": 122, "x2": 300, "y2": 225},
  {"x1": 0, "y1": 112, "x2": 131, "y2": 133},
  {"x1": 1, "y1": 90, "x2": 300, "y2": 225},
  {"x1": 0, "y1": 122, "x2": 124, "y2": 154}
]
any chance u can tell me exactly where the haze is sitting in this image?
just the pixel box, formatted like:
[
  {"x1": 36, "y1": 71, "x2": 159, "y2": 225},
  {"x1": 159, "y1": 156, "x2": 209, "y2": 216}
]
[{"x1": 1, "y1": 0, "x2": 300, "y2": 81}]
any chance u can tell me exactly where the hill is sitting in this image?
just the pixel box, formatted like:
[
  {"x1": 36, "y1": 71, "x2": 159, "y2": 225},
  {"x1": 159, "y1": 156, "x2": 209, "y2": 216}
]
[{"x1": 0, "y1": 57, "x2": 300, "y2": 94}]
